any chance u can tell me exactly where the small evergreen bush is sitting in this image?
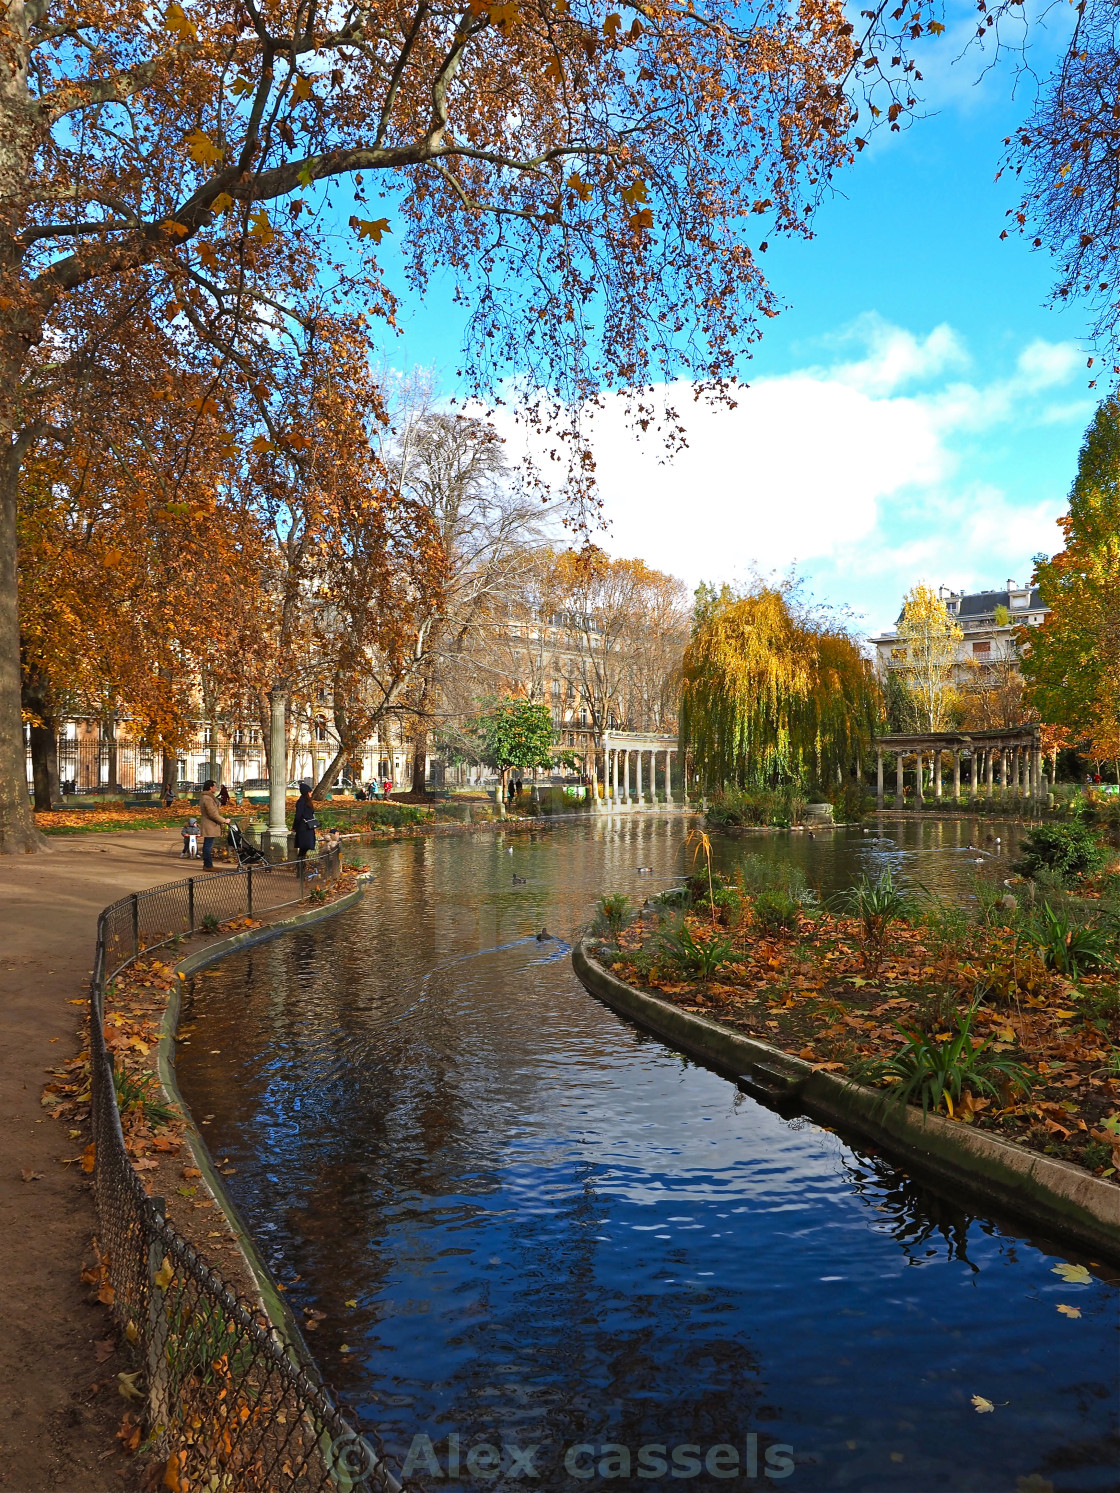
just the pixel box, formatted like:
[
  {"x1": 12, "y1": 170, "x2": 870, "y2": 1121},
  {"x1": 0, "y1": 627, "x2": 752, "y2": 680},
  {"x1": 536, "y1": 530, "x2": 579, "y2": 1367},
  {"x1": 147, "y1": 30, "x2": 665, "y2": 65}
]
[{"x1": 1013, "y1": 823, "x2": 1106, "y2": 883}]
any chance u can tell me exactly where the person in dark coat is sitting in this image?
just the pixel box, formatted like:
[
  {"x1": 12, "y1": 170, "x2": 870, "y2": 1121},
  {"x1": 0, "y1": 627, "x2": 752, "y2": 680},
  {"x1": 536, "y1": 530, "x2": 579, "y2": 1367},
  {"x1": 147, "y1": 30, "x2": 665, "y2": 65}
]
[{"x1": 293, "y1": 782, "x2": 317, "y2": 859}]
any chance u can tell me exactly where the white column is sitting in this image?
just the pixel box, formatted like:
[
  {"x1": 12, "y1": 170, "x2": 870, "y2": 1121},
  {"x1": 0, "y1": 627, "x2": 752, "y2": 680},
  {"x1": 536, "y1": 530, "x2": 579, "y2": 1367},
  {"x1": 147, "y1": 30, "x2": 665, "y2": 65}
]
[
  {"x1": 665, "y1": 750, "x2": 673, "y2": 804},
  {"x1": 623, "y1": 749, "x2": 631, "y2": 805},
  {"x1": 610, "y1": 748, "x2": 618, "y2": 805},
  {"x1": 635, "y1": 749, "x2": 644, "y2": 806}
]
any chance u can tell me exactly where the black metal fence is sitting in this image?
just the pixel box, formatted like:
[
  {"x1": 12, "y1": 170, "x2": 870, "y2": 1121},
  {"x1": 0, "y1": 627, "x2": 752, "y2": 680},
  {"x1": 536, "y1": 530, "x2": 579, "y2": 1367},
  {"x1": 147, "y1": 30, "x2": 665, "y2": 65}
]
[{"x1": 90, "y1": 851, "x2": 401, "y2": 1492}]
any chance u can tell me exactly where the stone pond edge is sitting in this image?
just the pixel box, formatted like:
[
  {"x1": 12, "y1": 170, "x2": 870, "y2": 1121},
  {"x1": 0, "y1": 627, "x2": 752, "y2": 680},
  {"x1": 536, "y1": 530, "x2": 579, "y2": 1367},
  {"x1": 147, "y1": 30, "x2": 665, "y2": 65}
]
[
  {"x1": 572, "y1": 938, "x2": 1120, "y2": 1265},
  {"x1": 156, "y1": 883, "x2": 368, "y2": 1370}
]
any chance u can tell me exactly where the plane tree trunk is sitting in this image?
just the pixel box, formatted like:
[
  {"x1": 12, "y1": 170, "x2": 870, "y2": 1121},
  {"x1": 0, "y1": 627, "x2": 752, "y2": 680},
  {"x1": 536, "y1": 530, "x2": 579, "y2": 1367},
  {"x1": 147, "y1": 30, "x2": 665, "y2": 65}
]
[{"x1": 0, "y1": 452, "x2": 48, "y2": 851}]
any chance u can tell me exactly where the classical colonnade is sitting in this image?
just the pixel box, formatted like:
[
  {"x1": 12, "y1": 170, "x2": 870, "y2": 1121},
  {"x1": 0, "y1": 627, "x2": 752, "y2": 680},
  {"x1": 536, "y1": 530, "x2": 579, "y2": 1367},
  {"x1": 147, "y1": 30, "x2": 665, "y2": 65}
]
[
  {"x1": 598, "y1": 731, "x2": 685, "y2": 808},
  {"x1": 874, "y1": 729, "x2": 1045, "y2": 809}
]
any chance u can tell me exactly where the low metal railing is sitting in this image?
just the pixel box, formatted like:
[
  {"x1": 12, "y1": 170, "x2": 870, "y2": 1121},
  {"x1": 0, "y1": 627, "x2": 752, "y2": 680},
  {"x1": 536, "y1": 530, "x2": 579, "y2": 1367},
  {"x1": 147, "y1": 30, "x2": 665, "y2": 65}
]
[{"x1": 89, "y1": 849, "x2": 401, "y2": 1491}]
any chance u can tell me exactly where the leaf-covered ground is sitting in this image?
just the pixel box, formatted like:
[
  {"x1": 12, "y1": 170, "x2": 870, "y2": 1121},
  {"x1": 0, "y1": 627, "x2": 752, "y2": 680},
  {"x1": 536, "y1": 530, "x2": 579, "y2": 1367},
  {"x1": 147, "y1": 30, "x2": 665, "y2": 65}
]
[
  {"x1": 595, "y1": 885, "x2": 1120, "y2": 1180},
  {"x1": 45, "y1": 864, "x2": 364, "y2": 1323}
]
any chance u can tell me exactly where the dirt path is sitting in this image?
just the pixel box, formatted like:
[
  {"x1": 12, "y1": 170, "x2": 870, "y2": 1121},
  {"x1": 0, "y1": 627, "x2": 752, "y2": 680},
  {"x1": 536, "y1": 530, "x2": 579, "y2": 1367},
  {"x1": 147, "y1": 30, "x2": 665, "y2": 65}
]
[{"x1": 0, "y1": 830, "x2": 191, "y2": 1493}]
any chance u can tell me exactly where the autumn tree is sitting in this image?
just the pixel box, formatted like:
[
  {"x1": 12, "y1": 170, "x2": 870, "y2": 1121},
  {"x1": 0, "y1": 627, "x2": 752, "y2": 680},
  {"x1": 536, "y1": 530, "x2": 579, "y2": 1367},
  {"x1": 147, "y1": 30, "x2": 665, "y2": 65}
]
[
  {"x1": 549, "y1": 548, "x2": 687, "y2": 757},
  {"x1": 385, "y1": 401, "x2": 548, "y2": 795},
  {"x1": 1004, "y1": 0, "x2": 1120, "y2": 364},
  {"x1": 241, "y1": 318, "x2": 447, "y2": 824},
  {"x1": 679, "y1": 583, "x2": 875, "y2": 789},
  {"x1": 956, "y1": 655, "x2": 1032, "y2": 732},
  {"x1": 17, "y1": 332, "x2": 264, "y2": 812},
  {"x1": 0, "y1": 0, "x2": 944, "y2": 850},
  {"x1": 893, "y1": 583, "x2": 962, "y2": 733},
  {"x1": 1021, "y1": 398, "x2": 1120, "y2": 781}
]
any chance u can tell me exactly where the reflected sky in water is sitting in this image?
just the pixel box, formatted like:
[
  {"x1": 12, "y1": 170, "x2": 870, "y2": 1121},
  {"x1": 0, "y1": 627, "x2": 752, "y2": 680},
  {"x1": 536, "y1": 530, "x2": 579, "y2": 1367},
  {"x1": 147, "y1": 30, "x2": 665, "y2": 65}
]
[{"x1": 177, "y1": 818, "x2": 1119, "y2": 1492}]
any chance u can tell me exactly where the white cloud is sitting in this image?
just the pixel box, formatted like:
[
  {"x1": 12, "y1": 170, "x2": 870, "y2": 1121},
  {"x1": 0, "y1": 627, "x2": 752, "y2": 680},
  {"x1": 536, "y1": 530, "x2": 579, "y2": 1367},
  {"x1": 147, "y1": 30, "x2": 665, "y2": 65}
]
[
  {"x1": 827, "y1": 314, "x2": 970, "y2": 396},
  {"x1": 496, "y1": 316, "x2": 1082, "y2": 636}
]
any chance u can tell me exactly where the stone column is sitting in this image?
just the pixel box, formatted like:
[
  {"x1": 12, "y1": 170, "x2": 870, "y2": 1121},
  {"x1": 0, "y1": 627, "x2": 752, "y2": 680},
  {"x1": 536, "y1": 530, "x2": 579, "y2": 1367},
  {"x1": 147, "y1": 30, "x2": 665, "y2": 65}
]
[
  {"x1": 609, "y1": 748, "x2": 617, "y2": 805},
  {"x1": 619, "y1": 749, "x2": 628, "y2": 805},
  {"x1": 970, "y1": 749, "x2": 979, "y2": 799},
  {"x1": 915, "y1": 751, "x2": 924, "y2": 808},
  {"x1": 635, "y1": 749, "x2": 644, "y2": 805},
  {"x1": 895, "y1": 751, "x2": 904, "y2": 809},
  {"x1": 952, "y1": 750, "x2": 961, "y2": 800},
  {"x1": 1032, "y1": 743, "x2": 1042, "y2": 800},
  {"x1": 665, "y1": 749, "x2": 673, "y2": 804},
  {"x1": 985, "y1": 747, "x2": 994, "y2": 799},
  {"x1": 1001, "y1": 748, "x2": 1010, "y2": 800},
  {"x1": 934, "y1": 749, "x2": 943, "y2": 800},
  {"x1": 876, "y1": 749, "x2": 884, "y2": 810}
]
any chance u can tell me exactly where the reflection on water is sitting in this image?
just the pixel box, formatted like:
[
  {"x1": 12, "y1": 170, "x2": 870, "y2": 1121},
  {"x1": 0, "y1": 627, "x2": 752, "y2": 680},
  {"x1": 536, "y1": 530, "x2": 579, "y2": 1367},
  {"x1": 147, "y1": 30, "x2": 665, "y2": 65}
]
[
  {"x1": 709, "y1": 813, "x2": 1021, "y2": 902},
  {"x1": 176, "y1": 818, "x2": 1119, "y2": 1492}
]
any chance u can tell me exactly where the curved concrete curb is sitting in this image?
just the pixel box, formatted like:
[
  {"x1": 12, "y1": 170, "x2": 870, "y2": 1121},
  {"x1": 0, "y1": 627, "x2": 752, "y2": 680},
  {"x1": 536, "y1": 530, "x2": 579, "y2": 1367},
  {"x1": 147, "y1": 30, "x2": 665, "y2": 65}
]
[
  {"x1": 156, "y1": 887, "x2": 365, "y2": 1367},
  {"x1": 573, "y1": 938, "x2": 1120, "y2": 1264}
]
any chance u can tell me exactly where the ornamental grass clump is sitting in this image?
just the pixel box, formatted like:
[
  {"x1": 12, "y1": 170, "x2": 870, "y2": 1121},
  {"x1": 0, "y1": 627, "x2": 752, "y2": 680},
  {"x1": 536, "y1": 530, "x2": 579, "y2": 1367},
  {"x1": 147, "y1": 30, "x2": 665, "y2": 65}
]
[
  {"x1": 834, "y1": 869, "x2": 910, "y2": 975},
  {"x1": 1030, "y1": 903, "x2": 1114, "y2": 978},
  {"x1": 598, "y1": 894, "x2": 633, "y2": 938},
  {"x1": 866, "y1": 1006, "x2": 1034, "y2": 1118},
  {"x1": 660, "y1": 922, "x2": 735, "y2": 978}
]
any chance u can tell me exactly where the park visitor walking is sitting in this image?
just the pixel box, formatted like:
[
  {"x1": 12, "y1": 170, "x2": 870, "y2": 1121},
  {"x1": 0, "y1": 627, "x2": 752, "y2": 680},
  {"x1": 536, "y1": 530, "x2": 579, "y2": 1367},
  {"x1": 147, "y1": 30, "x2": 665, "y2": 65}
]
[
  {"x1": 293, "y1": 782, "x2": 317, "y2": 859},
  {"x1": 199, "y1": 780, "x2": 230, "y2": 870}
]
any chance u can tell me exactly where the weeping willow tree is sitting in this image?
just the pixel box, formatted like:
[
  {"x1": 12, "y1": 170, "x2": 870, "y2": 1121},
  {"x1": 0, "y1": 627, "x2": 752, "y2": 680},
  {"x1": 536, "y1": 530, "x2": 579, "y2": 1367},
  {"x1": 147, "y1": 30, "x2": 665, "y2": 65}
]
[{"x1": 679, "y1": 587, "x2": 877, "y2": 788}]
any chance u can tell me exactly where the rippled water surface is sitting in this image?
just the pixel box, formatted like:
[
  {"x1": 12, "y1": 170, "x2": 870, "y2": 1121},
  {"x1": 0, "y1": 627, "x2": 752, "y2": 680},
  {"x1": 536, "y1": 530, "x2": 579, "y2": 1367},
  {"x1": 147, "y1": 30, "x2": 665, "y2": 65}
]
[{"x1": 177, "y1": 817, "x2": 1119, "y2": 1491}]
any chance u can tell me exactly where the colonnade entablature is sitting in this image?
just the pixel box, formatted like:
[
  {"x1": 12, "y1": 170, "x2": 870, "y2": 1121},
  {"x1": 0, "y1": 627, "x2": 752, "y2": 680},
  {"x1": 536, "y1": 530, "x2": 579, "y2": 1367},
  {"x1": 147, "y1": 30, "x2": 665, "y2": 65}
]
[
  {"x1": 599, "y1": 731, "x2": 686, "y2": 809},
  {"x1": 873, "y1": 727, "x2": 1044, "y2": 808}
]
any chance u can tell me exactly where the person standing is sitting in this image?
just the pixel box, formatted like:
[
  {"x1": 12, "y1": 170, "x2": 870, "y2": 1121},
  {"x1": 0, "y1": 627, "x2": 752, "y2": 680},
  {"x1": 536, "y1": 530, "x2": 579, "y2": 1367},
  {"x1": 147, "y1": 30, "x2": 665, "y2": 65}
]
[
  {"x1": 293, "y1": 781, "x2": 317, "y2": 859},
  {"x1": 199, "y1": 780, "x2": 230, "y2": 870}
]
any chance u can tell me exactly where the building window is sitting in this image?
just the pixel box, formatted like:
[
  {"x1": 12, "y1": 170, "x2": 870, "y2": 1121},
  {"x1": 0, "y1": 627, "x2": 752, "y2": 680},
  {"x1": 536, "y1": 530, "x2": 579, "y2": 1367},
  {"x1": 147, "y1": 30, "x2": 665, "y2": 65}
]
[
  {"x1": 579, "y1": 708, "x2": 588, "y2": 727},
  {"x1": 890, "y1": 648, "x2": 905, "y2": 661},
  {"x1": 973, "y1": 641, "x2": 990, "y2": 657}
]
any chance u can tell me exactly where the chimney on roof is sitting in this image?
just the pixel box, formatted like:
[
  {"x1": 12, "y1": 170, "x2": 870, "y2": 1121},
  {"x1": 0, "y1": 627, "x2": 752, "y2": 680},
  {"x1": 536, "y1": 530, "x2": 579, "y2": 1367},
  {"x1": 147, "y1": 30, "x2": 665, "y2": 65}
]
[{"x1": 1007, "y1": 578, "x2": 1016, "y2": 589}]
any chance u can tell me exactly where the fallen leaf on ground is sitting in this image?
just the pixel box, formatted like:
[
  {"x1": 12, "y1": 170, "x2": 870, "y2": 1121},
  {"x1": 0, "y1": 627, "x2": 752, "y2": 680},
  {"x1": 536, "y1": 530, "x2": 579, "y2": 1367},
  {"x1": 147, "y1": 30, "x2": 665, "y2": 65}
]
[
  {"x1": 117, "y1": 1412, "x2": 141, "y2": 1453},
  {"x1": 117, "y1": 1371, "x2": 144, "y2": 1402},
  {"x1": 94, "y1": 1337, "x2": 116, "y2": 1362},
  {"x1": 80, "y1": 1142, "x2": 95, "y2": 1173},
  {"x1": 20, "y1": 1168, "x2": 44, "y2": 1182}
]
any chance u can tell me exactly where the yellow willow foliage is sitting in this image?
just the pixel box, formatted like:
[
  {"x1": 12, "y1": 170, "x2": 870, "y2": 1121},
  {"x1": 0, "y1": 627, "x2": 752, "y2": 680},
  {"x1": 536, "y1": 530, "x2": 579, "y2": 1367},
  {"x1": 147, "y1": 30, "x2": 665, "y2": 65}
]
[{"x1": 679, "y1": 589, "x2": 877, "y2": 787}]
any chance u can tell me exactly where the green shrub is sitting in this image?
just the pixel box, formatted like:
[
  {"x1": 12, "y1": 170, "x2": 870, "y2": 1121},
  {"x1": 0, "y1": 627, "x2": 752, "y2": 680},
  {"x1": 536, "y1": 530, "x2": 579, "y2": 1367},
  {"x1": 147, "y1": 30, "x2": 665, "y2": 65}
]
[
  {"x1": 826, "y1": 780, "x2": 868, "y2": 823},
  {"x1": 706, "y1": 785, "x2": 807, "y2": 830},
  {"x1": 753, "y1": 888, "x2": 801, "y2": 933},
  {"x1": 1013, "y1": 822, "x2": 1106, "y2": 883}
]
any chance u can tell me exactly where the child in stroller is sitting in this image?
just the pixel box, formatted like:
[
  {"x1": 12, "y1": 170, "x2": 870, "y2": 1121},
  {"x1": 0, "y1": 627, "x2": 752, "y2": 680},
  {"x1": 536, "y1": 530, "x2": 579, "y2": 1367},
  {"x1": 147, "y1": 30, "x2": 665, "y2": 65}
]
[{"x1": 227, "y1": 821, "x2": 269, "y2": 868}]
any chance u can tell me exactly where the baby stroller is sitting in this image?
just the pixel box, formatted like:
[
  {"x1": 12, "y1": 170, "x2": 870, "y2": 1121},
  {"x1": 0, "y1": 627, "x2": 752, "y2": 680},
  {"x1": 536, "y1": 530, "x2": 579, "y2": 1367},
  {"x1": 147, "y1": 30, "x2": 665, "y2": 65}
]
[{"x1": 228, "y1": 822, "x2": 269, "y2": 869}]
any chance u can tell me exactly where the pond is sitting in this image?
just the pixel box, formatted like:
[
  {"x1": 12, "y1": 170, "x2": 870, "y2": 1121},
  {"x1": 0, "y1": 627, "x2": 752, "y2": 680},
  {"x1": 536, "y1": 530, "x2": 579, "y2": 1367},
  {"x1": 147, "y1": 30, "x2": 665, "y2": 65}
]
[{"x1": 176, "y1": 817, "x2": 1119, "y2": 1492}]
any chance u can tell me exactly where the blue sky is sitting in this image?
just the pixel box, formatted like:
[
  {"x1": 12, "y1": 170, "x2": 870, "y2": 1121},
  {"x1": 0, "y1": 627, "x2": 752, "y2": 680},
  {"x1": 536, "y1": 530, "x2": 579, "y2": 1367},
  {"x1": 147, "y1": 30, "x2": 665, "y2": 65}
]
[{"x1": 365, "y1": 7, "x2": 1093, "y2": 637}]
